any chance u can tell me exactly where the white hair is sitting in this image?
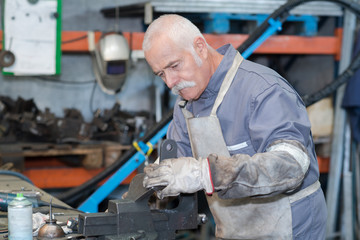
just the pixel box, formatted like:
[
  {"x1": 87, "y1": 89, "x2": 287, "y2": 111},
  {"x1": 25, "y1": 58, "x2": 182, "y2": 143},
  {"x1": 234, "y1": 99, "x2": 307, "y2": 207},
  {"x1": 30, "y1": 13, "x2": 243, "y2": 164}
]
[{"x1": 143, "y1": 14, "x2": 205, "y2": 66}]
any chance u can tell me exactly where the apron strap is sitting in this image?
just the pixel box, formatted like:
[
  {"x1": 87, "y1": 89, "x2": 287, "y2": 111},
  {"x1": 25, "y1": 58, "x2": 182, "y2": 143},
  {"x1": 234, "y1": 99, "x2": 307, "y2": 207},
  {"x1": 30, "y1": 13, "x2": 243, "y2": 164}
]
[
  {"x1": 179, "y1": 52, "x2": 244, "y2": 119},
  {"x1": 210, "y1": 52, "x2": 243, "y2": 117},
  {"x1": 289, "y1": 180, "x2": 321, "y2": 203},
  {"x1": 179, "y1": 100, "x2": 194, "y2": 119}
]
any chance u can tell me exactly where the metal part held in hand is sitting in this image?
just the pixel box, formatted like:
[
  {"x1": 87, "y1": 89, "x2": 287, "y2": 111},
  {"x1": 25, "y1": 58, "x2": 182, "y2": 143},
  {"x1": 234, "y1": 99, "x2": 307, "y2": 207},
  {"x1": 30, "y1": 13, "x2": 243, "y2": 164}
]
[
  {"x1": 159, "y1": 139, "x2": 177, "y2": 161},
  {"x1": 78, "y1": 139, "x2": 205, "y2": 239}
]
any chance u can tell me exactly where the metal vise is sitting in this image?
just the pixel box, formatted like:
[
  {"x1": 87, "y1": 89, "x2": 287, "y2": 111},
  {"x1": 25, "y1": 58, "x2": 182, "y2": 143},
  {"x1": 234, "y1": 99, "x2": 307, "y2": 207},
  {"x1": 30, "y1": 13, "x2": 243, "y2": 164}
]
[{"x1": 78, "y1": 140, "x2": 206, "y2": 239}]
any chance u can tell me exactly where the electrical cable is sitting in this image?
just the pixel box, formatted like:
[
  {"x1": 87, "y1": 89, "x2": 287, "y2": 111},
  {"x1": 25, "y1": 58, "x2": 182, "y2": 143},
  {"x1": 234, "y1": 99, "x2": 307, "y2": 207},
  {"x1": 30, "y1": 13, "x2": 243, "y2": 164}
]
[
  {"x1": 61, "y1": 35, "x2": 88, "y2": 44},
  {"x1": 59, "y1": 0, "x2": 360, "y2": 205}
]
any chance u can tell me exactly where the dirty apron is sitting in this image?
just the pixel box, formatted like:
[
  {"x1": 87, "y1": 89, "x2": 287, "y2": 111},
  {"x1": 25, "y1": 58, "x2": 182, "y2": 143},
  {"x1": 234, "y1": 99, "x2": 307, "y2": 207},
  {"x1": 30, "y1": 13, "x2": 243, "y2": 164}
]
[{"x1": 180, "y1": 52, "x2": 320, "y2": 239}]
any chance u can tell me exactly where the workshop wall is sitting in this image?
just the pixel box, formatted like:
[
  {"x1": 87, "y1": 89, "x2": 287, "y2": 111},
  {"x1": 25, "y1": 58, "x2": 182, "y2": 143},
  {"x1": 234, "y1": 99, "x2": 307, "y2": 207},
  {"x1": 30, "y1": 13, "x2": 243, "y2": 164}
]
[
  {"x1": 0, "y1": 0, "x2": 165, "y2": 122},
  {"x1": 0, "y1": 0, "x2": 336, "y2": 124}
]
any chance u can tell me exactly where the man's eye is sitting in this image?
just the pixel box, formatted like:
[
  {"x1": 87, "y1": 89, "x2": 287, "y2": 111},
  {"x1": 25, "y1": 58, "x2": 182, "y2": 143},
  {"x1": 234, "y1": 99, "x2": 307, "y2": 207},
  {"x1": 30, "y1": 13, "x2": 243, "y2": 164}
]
[{"x1": 172, "y1": 64, "x2": 178, "y2": 69}]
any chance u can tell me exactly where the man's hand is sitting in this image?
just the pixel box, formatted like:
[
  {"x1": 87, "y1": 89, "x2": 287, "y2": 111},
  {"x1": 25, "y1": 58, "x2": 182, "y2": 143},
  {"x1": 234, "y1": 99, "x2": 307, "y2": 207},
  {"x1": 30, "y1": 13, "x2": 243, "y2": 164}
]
[{"x1": 143, "y1": 157, "x2": 214, "y2": 199}]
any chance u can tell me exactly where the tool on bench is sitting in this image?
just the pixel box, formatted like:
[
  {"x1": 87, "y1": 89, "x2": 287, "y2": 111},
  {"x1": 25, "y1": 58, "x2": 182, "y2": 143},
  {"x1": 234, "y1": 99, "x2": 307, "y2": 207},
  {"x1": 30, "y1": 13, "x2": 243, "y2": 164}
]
[
  {"x1": 38, "y1": 198, "x2": 65, "y2": 239},
  {"x1": 77, "y1": 139, "x2": 207, "y2": 239}
]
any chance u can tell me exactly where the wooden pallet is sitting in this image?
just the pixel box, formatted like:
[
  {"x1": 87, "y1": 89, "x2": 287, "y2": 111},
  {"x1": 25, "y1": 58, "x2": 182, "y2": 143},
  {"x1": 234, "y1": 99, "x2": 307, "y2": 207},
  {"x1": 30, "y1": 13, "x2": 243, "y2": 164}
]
[{"x1": 0, "y1": 142, "x2": 132, "y2": 189}]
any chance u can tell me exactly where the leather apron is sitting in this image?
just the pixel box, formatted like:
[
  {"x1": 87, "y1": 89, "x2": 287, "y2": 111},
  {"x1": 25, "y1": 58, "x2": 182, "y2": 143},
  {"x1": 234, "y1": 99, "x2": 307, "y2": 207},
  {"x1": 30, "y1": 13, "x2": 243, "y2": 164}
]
[{"x1": 180, "y1": 52, "x2": 293, "y2": 239}]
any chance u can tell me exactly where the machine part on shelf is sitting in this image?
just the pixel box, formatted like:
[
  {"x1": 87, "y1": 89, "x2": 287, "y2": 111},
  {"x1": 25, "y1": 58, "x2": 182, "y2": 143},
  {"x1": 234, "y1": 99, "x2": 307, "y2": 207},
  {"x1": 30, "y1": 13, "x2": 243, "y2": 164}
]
[
  {"x1": 0, "y1": 97, "x2": 138, "y2": 144},
  {"x1": 36, "y1": 108, "x2": 56, "y2": 126},
  {"x1": 0, "y1": 101, "x2": 5, "y2": 115},
  {"x1": 0, "y1": 50, "x2": 15, "y2": 68},
  {"x1": 78, "y1": 140, "x2": 205, "y2": 239},
  {"x1": 38, "y1": 198, "x2": 65, "y2": 239}
]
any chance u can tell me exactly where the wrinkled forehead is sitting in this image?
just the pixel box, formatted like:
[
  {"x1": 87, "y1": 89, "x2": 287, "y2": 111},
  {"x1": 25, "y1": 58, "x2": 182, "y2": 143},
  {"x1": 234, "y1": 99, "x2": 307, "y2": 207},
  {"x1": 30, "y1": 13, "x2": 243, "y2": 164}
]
[
  {"x1": 145, "y1": 37, "x2": 186, "y2": 71},
  {"x1": 145, "y1": 34, "x2": 185, "y2": 60}
]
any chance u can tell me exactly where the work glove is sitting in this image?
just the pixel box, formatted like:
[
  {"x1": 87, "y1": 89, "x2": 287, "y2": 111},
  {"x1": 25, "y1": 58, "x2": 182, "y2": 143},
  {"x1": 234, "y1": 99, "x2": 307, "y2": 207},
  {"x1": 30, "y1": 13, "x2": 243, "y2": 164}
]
[
  {"x1": 206, "y1": 140, "x2": 309, "y2": 199},
  {"x1": 143, "y1": 157, "x2": 214, "y2": 199}
]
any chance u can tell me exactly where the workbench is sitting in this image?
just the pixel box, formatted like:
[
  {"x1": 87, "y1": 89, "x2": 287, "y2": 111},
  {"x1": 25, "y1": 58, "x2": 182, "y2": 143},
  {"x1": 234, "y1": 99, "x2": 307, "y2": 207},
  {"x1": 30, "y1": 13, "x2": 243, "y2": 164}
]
[{"x1": 0, "y1": 174, "x2": 81, "y2": 238}]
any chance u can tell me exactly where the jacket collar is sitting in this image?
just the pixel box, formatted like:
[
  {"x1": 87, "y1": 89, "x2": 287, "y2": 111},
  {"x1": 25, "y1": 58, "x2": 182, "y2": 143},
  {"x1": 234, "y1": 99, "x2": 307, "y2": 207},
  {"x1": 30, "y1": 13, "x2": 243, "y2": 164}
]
[{"x1": 198, "y1": 44, "x2": 238, "y2": 100}]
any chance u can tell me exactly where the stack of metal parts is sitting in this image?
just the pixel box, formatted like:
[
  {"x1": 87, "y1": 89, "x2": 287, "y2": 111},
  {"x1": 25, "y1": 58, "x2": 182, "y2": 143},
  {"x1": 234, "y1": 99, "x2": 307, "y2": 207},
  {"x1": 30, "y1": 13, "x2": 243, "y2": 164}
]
[
  {"x1": 0, "y1": 96, "x2": 148, "y2": 145},
  {"x1": 115, "y1": 0, "x2": 343, "y2": 16}
]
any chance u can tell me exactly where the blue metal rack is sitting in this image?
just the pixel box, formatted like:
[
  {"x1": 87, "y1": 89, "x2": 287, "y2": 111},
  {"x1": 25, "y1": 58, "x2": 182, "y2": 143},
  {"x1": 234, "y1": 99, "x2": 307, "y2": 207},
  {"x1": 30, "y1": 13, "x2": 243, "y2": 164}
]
[{"x1": 203, "y1": 13, "x2": 318, "y2": 36}]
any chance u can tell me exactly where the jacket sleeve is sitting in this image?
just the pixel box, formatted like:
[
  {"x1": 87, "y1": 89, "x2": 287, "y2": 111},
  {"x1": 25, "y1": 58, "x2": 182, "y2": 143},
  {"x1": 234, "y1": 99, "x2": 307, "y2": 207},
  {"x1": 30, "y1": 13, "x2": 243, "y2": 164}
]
[
  {"x1": 208, "y1": 81, "x2": 314, "y2": 199},
  {"x1": 208, "y1": 139, "x2": 310, "y2": 199},
  {"x1": 167, "y1": 99, "x2": 193, "y2": 158}
]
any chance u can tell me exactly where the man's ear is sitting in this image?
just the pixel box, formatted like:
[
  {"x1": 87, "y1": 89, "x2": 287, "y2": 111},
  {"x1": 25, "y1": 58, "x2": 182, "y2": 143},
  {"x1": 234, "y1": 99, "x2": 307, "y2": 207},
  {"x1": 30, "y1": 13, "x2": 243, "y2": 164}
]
[{"x1": 193, "y1": 37, "x2": 208, "y2": 58}]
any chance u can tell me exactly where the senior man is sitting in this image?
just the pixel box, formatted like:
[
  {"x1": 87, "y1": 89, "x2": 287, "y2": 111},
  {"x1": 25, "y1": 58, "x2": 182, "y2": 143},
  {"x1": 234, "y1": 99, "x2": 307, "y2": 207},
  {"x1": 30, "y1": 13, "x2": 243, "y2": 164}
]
[{"x1": 142, "y1": 14, "x2": 327, "y2": 239}]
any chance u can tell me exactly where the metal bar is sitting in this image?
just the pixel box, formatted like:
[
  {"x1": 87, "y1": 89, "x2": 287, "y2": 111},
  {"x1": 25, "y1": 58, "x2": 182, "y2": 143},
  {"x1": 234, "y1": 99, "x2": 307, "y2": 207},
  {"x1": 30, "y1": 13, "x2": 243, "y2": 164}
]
[
  {"x1": 341, "y1": 123, "x2": 354, "y2": 240},
  {"x1": 355, "y1": 144, "x2": 360, "y2": 239},
  {"x1": 326, "y1": 6, "x2": 357, "y2": 238},
  {"x1": 142, "y1": 0, "x2": 343, "y2": 16},
  {"x1": 205, "y1": 33, "x2": 342, "y2": 56},
  {"x1": 78, "y1": 122, "x2": 170, "y2": 213},
  {"x1": 242, "y1": 18, "x2": 282, "y2": 59},
  {"x1": 0, "y1": 31, "x2": 342, "y2": 58}
]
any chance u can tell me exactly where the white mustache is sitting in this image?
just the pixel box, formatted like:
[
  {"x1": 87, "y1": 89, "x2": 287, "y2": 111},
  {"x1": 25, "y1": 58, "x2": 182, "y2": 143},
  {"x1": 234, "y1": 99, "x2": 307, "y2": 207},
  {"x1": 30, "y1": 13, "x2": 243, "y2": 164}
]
[{"x1": 171, "y1": 81, "x2": 196, "y2": 95}]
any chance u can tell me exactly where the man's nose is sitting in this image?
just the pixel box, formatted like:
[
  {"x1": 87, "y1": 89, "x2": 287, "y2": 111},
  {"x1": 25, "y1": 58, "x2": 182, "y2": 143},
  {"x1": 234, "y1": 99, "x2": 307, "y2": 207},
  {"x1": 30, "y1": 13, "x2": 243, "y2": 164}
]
[{"x1": 165, "y1": 70, "x2": 179, "y2": 89}]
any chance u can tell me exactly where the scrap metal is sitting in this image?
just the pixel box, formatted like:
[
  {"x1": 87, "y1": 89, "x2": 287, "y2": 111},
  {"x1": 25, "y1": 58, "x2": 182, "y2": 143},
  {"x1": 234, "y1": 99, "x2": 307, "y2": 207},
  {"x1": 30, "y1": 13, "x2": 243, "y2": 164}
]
[{"x1": 0, "y1": 96, "x2": 145, "y2": 144}]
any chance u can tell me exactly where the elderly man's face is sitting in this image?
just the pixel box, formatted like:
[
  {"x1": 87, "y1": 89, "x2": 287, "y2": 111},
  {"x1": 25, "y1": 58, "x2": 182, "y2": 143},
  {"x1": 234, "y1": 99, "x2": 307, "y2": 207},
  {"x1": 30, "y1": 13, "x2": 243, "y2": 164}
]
[{"x1": 145, "y1": 35, "x2": 210, "y2": 101}]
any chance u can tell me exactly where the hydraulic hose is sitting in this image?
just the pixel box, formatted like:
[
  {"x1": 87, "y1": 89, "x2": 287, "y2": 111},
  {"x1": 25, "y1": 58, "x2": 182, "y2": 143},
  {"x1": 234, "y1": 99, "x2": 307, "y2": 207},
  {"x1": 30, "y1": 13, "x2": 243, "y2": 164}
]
[
  {"x1": 238, "y1": 0, "x2": 360, "y2": 53},
  {"x1": 303, "y1": 51, "x2": 360, "y2": 106},
  {"x1": 0, "y1": 170, "x2": 34, "y2": 185},
  {"x1": 237, "y1": 0, "x2": 360, "y2": 107},
  {"x1": 58, "y1": 109, "x2": 173, "y2": 205}
]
